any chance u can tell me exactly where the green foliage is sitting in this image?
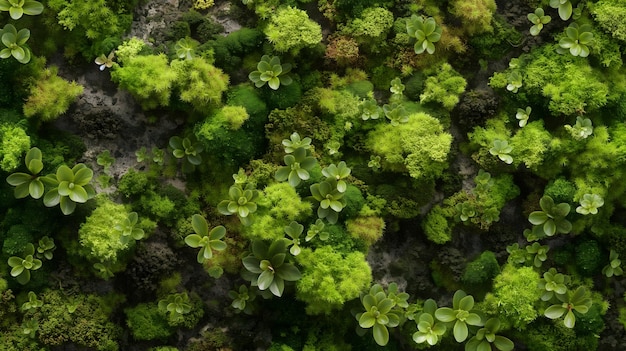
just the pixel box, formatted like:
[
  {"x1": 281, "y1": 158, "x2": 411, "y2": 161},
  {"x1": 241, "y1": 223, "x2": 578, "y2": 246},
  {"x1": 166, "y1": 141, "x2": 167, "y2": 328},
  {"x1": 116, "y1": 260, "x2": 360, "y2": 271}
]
[
  {"x1": 6, "y1": 147, "x2": 43, "y2": 199},
  {"x1": 465, "y1": 317, "x2": 515, "y2": 351},
  {"x1": 412, "y1": 300, "x2": 446, "y2": 346},
  {"x1": 0, "y1": 122, "x2": 30, "y2": 172},
  {"x1": 544, "y1": 286, "x2": 592, "y2": 328},
  {"x1": 0, "y1": 0, "x2": 43, "y2": 19},
  {"x1": 516, "y1": 45, "x2": 609, "y2": 115},
  {"x1": 124, "y1": 303, "x2": 173, "y2": 341},
  {"x1": 558, "y1": 23, "x2": 593, "y2": 57},
  {"x1": 115, "y1": 212, "x2": 145, "y2": 245},
  {"x1": 463, "y1": 251, "x2": 500, "y2": 285},
  {"x1": 35, "y1": 235, "x2": 55, "y2": 260},
  {"x1": 356, "y1": 283, "x2": 404, "y2": 346},
  {"x1": 295, "y1": 245, "x2": 371, "y2": 315},
  {"x1": 23, "y1": 66, "x2": 84, "y2": 122},
  {"x1": 422, "y1": 205, "x2": 453, "y2": 244},
  {"x1": 435, "y1": 290, "x2": 484, "y2": 342},
  {"x1": 367, "y1": 112, "x2": 452, "y2": 179},
  {"x1": 283, "y1": 221, "x2": 303, "y2": 256},
  {"x1": 170, "y1": 57, "x2": 229, "y2": 111},
  {"x1": 243, "y1": 182, "x2": 311, "y2": 241},
  {"x1": 538, "y1": 268, "x2": 570, "y2": 302},
  {"x1": 174, "y1": 37, "x2": 197, "y2": 61},
  {"x1": 489, "y1": 139, "x2": 513, "y2": 164},
  {"x1": 43, "y1": 163, "x2": 95, "y2": 215},
  {"x1": 275, "y1": 147, "x2": 317, "y2": 187},
  {"x1": 77, "y1": 198, "x2": 133, "y2": 265},
  {"x1": 406, "y1": 15, "x2": 441, "y2": 55},
  {"x1": 228, "y1": 284, "x2": 256, "y2": 314},
  {"x1": 448, "y1": 0, "x2": 497, "y2": 35},
  {"x1": 309, "y1": 178, "x2": 346, "y2": 224},
  {"x1": 264, "y1": 6, "x2": 322, "y2": 53},
  {"x1": 549, "y1": 0, "x2": 573, "y2": 20},
  {"x1": 528, "y1": 196, "x2": 572, "y2": 239},
  {"x1": 591, "y1": 0, "x2": 626, "y2": 42},
  {"x1": 8, "y1": 243, "x2": 42, "y2": 284},
  {"x1": 115, "y1": 38, "x2": 146, "y2": 64},
  {"x1": 346, "y1": 215, "x2": 385, "y2": 246},
  {"x1": 0, "y1": 24, "x2": 31, "y2": 64},
  {"x1": 249, "y1": 55, "x2": 293, "y2": 90},
  {"x1": 169, "y1": 135, "x2": 203, "y2": 173},
  {"x1": 158, "y1": 292, "x2": 192, "y2": 323},
  {"x1": 110, "y1": 54, "x2": 177, "y2": 110},
  {"x1": 486, "y1": 264, "x2": 542, "y2": 330},
  {"x1": 516, "y1": 106, "x2": 531, "y2": 127},
  {"x1": 420, "y1": 63, "x2": 467, "y2": 110},
  {"x1": 36, "y1": 289, "x2": 122, "y2": 350},
  {"x1": 217, "y1": 183, "x2": 260, "y2": 225},
  {"x1": 565, "y1": 116, "x2": 593, "y2": 140},
  {"x1": 602, "y1": 249, "x2": 623, "y2": 277},
  {"x1": 184, "y1": 214, "x2": 227, "y2": 263},
  {"x1": 528, "y1": 8, "x2": 551, "y2": 36},
  {"x1": 576, "y1": 193, "x2": 604, "y2": 215},
  {"x1": 241, "y1": 239, "x2": 302, "y2": 297}
]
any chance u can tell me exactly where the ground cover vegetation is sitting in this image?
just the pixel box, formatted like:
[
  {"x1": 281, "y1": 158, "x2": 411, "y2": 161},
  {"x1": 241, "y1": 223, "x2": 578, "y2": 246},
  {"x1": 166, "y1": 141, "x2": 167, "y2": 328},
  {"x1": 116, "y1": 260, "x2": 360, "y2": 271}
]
[{"x1": 1, "y1": 0, "x2": 626, "y2": 350}]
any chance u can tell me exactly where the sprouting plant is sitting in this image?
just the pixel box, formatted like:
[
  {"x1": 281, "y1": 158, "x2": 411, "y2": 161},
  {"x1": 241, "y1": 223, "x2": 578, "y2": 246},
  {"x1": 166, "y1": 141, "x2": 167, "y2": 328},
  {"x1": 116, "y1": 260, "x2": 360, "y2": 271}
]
[
  {"x1": 115, "y1": 212, "x2": 145, "y2": 245},
  {"x1": 43, "y1": 163, "x2": 95, "y2": 215},
  {"x1": 602, "y1": 250, "x2": 623, "y2": 278},
  {"x1": 506, "y1": 243, "x2": 527, "y2": 265},
  {"x1": 506, "y1": 71, "x2": 522, "y2": 93},
  {"x1": 387, "y1": 283, "x2": 410, "y2": 309},
  {"x1": 526, "y1": 242, "x2": 549, "y2": 268},
  {"x1": 544, "y1": 286, "x2": 592, "y2": 328},
  {"x1": 309, "y1": 178, "x2": 346, "y2": 224},
  {"x1": 8, "y1": 244, "x2": 42, "y2": 284},
  {"x1": 465, "y1": 318, "x2": 515, "y2": 351},
  {"x1": 21, "y1": 319, "x2": 38, "y2": 338},
  {"x1": 516, "y1": 106, "x2": 531, "y2": 127},
  {"x1": 282, "y1": 132, "x2": 312, "y2": 153},
  {"x1": 368, "y1": 155, "x2": 382, "y2": 171},
  {"x1": 275, "y1": 147, "x2": 317, "y2": 187},
  {"x1": 412, "y1": 299, "x2": 445, "y2": 346},
  {"x1": 248, "y1": 55, "x2": 293, "y2": 90},
  {"x1": 326, "y1": 140, "x2": 341, "y2": 155},
  {"x1": 549, "y1": 0, "x2": 573, "y2": 21},
  {"x1": 576, "y1": 193, "x2": 604, "y2": 215},
  {"x1": 97, "y1": 150, "x2": 115, "y2": 174},
  {"x1": 93, "y1": 262, "x2": 114, "y2": 280},
  {"x1": 538, "y1": 268, "x2": 570, "y2": 302},
  {"x1": 184, "y1": 214, "x2": 227, "y2": 263},
  {"x1": 36, "y1": 236, "x2": 55, "y2": 260},
  {"x1": 217, "y1": 184, "x2": 260, "y2": 226},
  {"x1": 528, "y1": 8, "x2": 551, "y2": 36},
  {"x1": 6, "y1": 147, "x2": 45, "y2": 199},
  {"x1": 95, "y1": 51, "x2": 115, "y2": 71},
  {"x1": 21, "y1": 291, "x2": 43, "y2": 312},
  {"x1": 158, "y1": 292, "x2": 192, "y2": 323},
  {"x1": 565, "y1": 116, "x2": 593, "y2": 140},
  {"x1": 455, "y1": 202, "x2": 476, "y2": 222},
  {"x1": 135, "y1": 147, "x2": 148, "y2": 163},
  {"x1": 0, "y1": 0, "x2": 43, "y2": 19},
  {"x1": 383, "y1": 103, "x2": 408, "y2": 126},
  {"x1": 406, "y1": 15, "x2": 442, "y2": 55},
  {"x1": 435, "y1": 290, "x2": 484, "y2": 342},
  {"x1": 232, "y1": 168, "x2": 248, "y2": 185},
  {"x1": 241, "y1": 239, "x2": 302, "y2": 297},
  {"x1": 305, "y1": 219, "x2": 328, "y2": 242},
  {"x1": 228, "y1": 284, "x2": 256, "y2": 314},
  {"x1": 175, "y1": 37, "x2": 197, "y2": 60},
  {"x1": 0, "y1": 24, "x2": 31, "y2": 64},
  {"x1": 360, "y1": 99, "x2": 382, "y2": 120},
  {"x1": 283, "y1": 221, "x2": 304, "y2": 256},
  {"x1": 528, "y1": 195, "x2": 572, "y2": 238},
  {"x1": 489, "y1": 139, "x2": 513, "y2": 164},
  {"x1": 390, "y1": 77, "x2": 405, "y2": 95},
  {"x1": 558, "y1": 23, "x2": 593, "y2": 57},
  {"x1": 356, "y1": 284, "x2": 403, "y2": 346},
  {"x1": 169, "y1": 136, "x2": 203, "y2": 173},
  {"x1": 321, "y1": 161, "x2": 351, "y2": 193}
]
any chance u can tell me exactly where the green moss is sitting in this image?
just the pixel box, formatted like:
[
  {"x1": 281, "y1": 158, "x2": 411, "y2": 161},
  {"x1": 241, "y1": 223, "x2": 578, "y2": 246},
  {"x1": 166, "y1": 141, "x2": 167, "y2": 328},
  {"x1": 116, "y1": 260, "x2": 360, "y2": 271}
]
[
  {"x1": 23, "y1": 66, "x2": 84, "y2": 122},
  {"x1": 545, "y1": 178, "x2": 577, "y2": 204},
  {"x1": 422, "y1": 205, "x2": 453, "y2": 244},
  {"x1": 117, "y1": 169, "x2": 154, "y2": 198},
  {"x1": 462, "y1": 250, "x2": 500, "y2": 285},
  {"x1": 125, "y1": 302, "x2": 173, "y2": 341},
  {"x1": 575, "y1": 240, "x2": 603, "y2": 276}
]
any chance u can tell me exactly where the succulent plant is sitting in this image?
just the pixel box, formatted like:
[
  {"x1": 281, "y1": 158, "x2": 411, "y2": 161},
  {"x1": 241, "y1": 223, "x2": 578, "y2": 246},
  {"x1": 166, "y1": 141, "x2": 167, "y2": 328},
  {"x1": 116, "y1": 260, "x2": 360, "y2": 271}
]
[
  {"x1": 6, "y1": 147, "x2": 45, "y2": 199},
  {"x1": 544, "y1": 286, "x2": 592, "y2": 328},
  {"x1": 528, "y1": 195, "x2": 572, "y2": 238},
  {"x1": 489, "y1": 139, "x2": 513, "y2": 164},
  {"x1": 184, "y1": 215, "x2": 227, "y2": 263},
  {"x1": 282, "y1": 132, "x2": 312, "y2": 153},
  {"x1": 283, "y1": 221, "x2": 304, "y2": 256},
  {"x1": 116, "y1": 212, "x2": 145, "y2": 245},
  {"x1": 309, "y1": 179, "x2": 346, "y2": 224},
  {"x1": 558, "y1": 23, "x2": 593, "y2": 57},
  {"x1": 305, "y1": 219, "x2": 328, "y2": 242},
  {"x1": 321, "y1": 161, "x2": 351, "y2": 193},
  {"x1": 95, "y1": 51, "x2": 115, "y2": 71},
  {"x1": 175, "y1": 37, "x2": 197, "y2": 60},
  {"x1": 21, "y1": 291, "x2": 43, "y2": 312},
  {"x1": 158, "y1": 292, "x2": 192, "y2": 322},
  {"x1": 528, "y1": 8, "x2": 551, "y2": 36},
  {"x1": 169, "y1": 136, "x2": 203, "y2": 173},
  {"x1": 8, "y1": 244, "x2": 42, "y2": 284},
  {"x1": 36, "y1": 236, "x2": 55, "y2": 260},
  {"x1": 360, "y1": 99, "x2": 382, "y2": 120},
  {"x1": 406, "y1": 15, "x2": 442, "y2": 55},
  {"x1": 275, "y1": 147, "x2": 317, "y2": 187},
  {"x1": 249, "y1": 55, "x2": 293, "y2": 90},
  {"x1": 465, "y1": 318, "x2": 514, "y2": 351},
  {"x1": 356, "y1": 284, "x2": 404, "y2": 346},
  {"x1": 435, "y1": 290, "x2": 484, "y2": 342},
  {"x1": 516, "y1": 106, "x2": 531, "y2": 127},
  {"x1": 549, "y1": 0, "x2": 573, "y2": 21},
  {"x1": 43, "y1": 164, "x2": 95, "y2": 215},
  {"x1": 0, "y1": 0, "x2": 43, "y2": 20},
  {"x1": 241, "y1": 239, "x2": 301, "y2": 297},
  {"x1": 217, "y1": 184, "x2": 260, "y2": 225},
  {"x1": 565, "y1": 116, "x2": 593, "y2": 140},
  {"x1": 576, "y1": 193, "x2": 604, "y2": 215},
  {"x1": 602, "y1": 250, "x2": 623, "y2": 278},
  {"x1": 0, "y1": 24, "x2": 31, "y2": 63},
  {"x1": 228, "y1": 284, "x2": 257, "y2": 314}
]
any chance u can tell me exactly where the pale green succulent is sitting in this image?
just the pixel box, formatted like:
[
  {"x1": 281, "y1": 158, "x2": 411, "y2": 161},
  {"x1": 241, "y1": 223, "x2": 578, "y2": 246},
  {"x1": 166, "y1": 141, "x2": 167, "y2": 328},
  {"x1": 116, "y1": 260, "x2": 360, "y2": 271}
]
[
  {"x1": 0, "y1": 24, "x2": 31, "y2": 64},
  {"x1": 558, "y1": 23, "x2": 593, "y2": 57},
  {"x1": 528, "y1": 8, "x2": 551, "y2": 36},
  {"x1": 549, "y1": 0, "x2": 573, "y2": 21},
  {"x1": 576, "y1": 193, "x2": 604, "y2": 215},
  {"x1": 516, "y1": 106, "x2": 531, "y2": 127},
  {"x1": 0, "y1": 0, "x2": 43, "y2": 20},
  {"x1": 6, "y1": 147, "x2": 45, "y2": 199},
  {"x1": 249, "y1": 55, "x2": 293, "y2": 90},
  {"x1": 489, "y1": 139, "x2": 513, "y2": 164},
  {"x1": 184, "y1": 214, "x2": 227, "y2": 263},
  {"x1": 406, "y1": 15, "x2": 442, "y2": 55}
]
